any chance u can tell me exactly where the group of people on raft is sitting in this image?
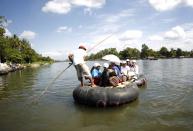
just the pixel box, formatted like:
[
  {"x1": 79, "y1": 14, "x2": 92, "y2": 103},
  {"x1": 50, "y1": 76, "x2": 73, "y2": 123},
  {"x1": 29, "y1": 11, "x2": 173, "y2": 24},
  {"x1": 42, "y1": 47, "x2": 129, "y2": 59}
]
[{"x1": 68, "y1": 45, "x2": 139, "y2": 87}]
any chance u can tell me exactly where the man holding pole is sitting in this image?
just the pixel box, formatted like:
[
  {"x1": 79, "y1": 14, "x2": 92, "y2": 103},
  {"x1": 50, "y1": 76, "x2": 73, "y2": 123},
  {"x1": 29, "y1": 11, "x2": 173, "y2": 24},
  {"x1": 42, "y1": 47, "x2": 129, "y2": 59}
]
[{"x1": 68, "y1": 44, "x2": 95, "y2": 87}]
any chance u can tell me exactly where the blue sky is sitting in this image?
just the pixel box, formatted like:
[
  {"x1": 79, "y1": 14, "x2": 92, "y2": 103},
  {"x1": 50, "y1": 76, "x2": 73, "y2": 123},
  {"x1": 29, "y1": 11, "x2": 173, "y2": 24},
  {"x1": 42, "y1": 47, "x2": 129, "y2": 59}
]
[{"x1": 1, "y1": 0, "x2": 193, "y2": 60}]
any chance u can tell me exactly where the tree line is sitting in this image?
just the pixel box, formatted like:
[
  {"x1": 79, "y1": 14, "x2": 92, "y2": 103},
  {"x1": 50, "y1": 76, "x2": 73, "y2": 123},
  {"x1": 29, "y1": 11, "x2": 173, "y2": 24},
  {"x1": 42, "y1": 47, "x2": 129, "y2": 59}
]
[
  {"x1": 0, "y1": 16, "x2": 53, "y2": 63},
  {"x1": 87, "y1": 44, "x2": 193, "y2": 60}
]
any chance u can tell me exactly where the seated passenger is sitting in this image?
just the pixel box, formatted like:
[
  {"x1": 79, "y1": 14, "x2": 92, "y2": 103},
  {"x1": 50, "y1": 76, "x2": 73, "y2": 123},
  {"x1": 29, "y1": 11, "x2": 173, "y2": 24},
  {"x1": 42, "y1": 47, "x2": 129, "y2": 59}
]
[
  {"x1": 100, "y1": 63, "x2": 110, "y2": 87},
  {"x1": 110, "y1": 62, "x2": 122, "y2": 77},
  {"x1": 91, "y1": 63, "x2": 102, "y2": 85},
  {"x1": 129, "y1": 60, "x2": 139, "y2": 80},
  {"x1": 109, "y1": 62, "x2": 125, "y2": 84},
  {"x1": 126, "y1": 59, "x2": 132, "y2": 67},
  {"x1": 120, "y1": 61, "x2": 130, "y2": 81},
  {"x1": 100, "y1": 63, "x2": 119, "y2": 87}
]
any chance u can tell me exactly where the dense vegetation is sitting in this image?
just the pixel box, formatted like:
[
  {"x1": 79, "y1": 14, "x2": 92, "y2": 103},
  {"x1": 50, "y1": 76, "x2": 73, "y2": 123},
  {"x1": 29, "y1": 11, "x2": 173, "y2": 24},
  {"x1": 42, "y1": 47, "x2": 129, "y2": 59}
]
[
  {"x1": 0, "y1": 16, "x2": 53, "y2": 63},
  {"x1": 87, "y1": 44, "x2": 193, "y2": 60}
]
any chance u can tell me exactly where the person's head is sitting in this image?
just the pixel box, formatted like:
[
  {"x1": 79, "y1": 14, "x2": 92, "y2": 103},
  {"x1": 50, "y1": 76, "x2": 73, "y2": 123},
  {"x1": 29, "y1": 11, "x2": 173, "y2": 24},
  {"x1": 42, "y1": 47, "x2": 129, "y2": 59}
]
[
  {"x1": 94, "y1": 63, "x2": 101, "y2": 69},
  {"x1": 121, "y1": 60, "x2": 127, "y2": 67},
  {"x1": 110, "y1": 62, "x2": 116, "y2": 66},
  {"x1": 108, "y1": 62, "x2": 114, "y2": 69},
  {"x1": 132, "y1": 60, "x2": 137, "y2": 65},
  {"x1": 126, "y1": 59, "x2": 130, "y2": 62},
  {"x1": 103, "y1": 63, "x2": 109, "y2": 69},
  {"x1": 126, "y1": 59, "x2": 130, "y2": 65},
  {"x1": 78, "y1": 44, "x2": 87, "y2": 51}
]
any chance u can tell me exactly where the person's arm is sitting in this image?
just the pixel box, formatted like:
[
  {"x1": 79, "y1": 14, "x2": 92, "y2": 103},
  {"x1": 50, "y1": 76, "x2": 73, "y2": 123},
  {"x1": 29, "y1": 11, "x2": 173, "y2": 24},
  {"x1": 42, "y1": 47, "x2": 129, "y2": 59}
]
[{"x1": 68, "y1": 53, "x2": 74, "y2": 63}]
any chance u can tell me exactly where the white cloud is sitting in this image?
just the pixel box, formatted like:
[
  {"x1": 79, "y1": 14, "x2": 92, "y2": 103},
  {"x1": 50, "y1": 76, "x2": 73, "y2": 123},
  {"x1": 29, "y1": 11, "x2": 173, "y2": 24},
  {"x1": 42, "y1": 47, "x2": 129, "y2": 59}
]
[
  {"x1": 165, "y1": 26, "x2": 186, "y2": 39},
  {"x1": 149, "y1": 35, "x2": 163, "y2": 41},
  {"x1": 103, "y1": 9, "x2": 135, "y2": 23},
  {"x1": 148, "y1": 0, "x2": 193, "y2": 11},
  {"x1": 87, "y1": 34, "x2": 122, "y2": 53},
  {"x1": 146, "y1": 24, "x2": 193, "y2": 51},
  {"x1": 71, "y1": 0, "x2": 105, "y2": 8},
  {"x1": 42, "y1": 0, "x2": 71, "y2": 14},
  {"x1": 119, "y1": 30, "x2": 143, "y2": 41},
  {"x1": 20, "y1": 30, "x2": 36, "y2": 40},
  {"x1": 148, "y1": 0, "x2": 182, "y2": 11},
  {"x1": 42, "y1": 0, "x2": 105, "y2": 14},
  {"x1": 42, "y1": 51, "x2": 64, "y2": 60},
  {"x1": 4, "y1": 28, "x2": 12, "y2": 36},
  {"x1": 184, "y1": 0, "x2": 193, "y2": 7},
  {"x1": 1, "y1": 19, "x2": 12, "y2": 36},
  {"x1": 57, "y1": 26, "x2": 72, "y2": 32}
]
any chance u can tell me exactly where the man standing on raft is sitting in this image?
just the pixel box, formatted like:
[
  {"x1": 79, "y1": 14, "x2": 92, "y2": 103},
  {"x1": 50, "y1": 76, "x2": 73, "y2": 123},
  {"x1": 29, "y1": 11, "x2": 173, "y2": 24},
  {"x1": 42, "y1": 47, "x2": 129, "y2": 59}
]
[{"x1": 68, "y1": 44, "x2": 95, "y2": 87}]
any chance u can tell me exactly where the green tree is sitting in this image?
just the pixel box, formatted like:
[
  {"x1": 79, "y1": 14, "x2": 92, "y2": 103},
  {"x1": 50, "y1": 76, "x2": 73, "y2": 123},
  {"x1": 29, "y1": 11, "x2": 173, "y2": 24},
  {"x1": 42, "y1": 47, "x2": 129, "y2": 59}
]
[
  {"x1": 87, "y1": 48, "x2": 119, "y2": 60},
  {"x1": 190, "y1": 50, "x2": 193, "y2": 57},
  {"x1": 140, "y1": 44, "x2": 149, "y2": 58},
  {"x1": 0, "y1": 16, "x2": 7, "y2": 37},
  {"x1": 169, "y1": 48, "x2": 176, "y2": 58},
  {"x1": 0, "y1": 16, "x2": 53, "y2": 63},
  {"x1": 159, "y1": 47, "x2": 169, "y2": 57},
  {"x1": 148, "y1": 49, "x2": 159, "y2": 58},
  {"x1": 119, "y1": 47, "x2": 140, "y2": 59},
  {"x1": 176, "y1": 48, "x2": 182, "y2": 57}
]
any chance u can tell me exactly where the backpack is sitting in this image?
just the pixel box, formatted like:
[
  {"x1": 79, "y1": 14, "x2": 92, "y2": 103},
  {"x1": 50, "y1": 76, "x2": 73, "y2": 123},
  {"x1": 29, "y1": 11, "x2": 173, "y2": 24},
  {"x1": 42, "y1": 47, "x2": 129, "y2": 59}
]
[{"x1": 109, "y1": 76, "x2": 119, "y2": 87}]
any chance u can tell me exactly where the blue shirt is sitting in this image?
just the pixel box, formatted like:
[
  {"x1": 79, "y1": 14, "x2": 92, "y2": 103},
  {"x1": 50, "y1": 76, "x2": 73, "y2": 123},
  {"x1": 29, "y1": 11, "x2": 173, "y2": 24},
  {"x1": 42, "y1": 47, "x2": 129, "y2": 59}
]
[
  {"x1": 91, "y1": 68, "x2": 102, "y2": 78},
  {"x1": 112, "y1": 65, "x2": 122, "y2": 77}
]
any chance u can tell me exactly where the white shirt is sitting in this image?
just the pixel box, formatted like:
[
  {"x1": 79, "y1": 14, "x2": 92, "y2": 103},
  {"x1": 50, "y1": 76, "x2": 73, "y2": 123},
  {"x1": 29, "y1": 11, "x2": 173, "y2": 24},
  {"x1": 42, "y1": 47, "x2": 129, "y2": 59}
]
[
  {"x1": 121, "y1": 65, "x2": 130, "y2": 75},
  {"x1": 72, "y1": 49, "x2": 87, "y2": 65},
  {"x1": 130, "y1": 65, "x2": 139, "y2": 75}
]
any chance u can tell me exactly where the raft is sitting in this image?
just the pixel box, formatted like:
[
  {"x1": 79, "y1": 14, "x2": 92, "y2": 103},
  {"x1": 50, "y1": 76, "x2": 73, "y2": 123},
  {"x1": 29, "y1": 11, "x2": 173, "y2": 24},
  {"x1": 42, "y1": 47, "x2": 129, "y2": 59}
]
[{"x1": 73, "y1": 82, "x2": 139, "y2": 107}]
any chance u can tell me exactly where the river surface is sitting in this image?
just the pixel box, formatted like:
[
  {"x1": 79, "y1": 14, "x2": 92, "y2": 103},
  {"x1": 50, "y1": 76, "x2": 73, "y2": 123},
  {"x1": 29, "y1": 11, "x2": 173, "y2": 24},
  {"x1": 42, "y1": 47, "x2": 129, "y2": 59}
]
[{"x1": 0, "y1": 59, "x2": 193, "y2": 131}]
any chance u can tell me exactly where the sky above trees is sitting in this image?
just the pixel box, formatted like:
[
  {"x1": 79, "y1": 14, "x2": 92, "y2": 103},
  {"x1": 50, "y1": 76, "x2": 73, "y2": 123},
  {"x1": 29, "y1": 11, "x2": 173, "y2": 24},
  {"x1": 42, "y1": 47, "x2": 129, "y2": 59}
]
[{"x1": 0, "y1": 0, "x2": 193, "y2": 60}]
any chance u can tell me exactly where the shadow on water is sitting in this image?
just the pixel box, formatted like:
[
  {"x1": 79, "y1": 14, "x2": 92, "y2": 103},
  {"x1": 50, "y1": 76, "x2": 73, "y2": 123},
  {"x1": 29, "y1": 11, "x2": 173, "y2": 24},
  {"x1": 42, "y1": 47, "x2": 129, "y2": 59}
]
[{"x1": 73, "y1": 98, "x2": 140, "y2": 111}]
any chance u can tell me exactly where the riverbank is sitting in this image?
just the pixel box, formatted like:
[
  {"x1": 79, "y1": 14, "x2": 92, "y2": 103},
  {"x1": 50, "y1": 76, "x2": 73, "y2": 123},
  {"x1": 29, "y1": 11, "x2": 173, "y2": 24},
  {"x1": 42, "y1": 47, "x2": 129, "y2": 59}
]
[{"x1": 0, "y1": 62, "x2": 52, "y2": 76}]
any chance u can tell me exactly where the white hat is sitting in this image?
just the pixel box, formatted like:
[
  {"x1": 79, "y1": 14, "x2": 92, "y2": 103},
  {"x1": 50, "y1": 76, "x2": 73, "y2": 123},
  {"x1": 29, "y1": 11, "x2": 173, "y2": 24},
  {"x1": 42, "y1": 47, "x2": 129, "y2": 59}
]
[
  {"x1": 103, "y1": 63, "x2": 109, "y2": 68},
  {"x1": 126, "y1": 59, "x2": 130, "y2": 61},
  {"x1": 132, "y1": 60, "x2": 137, "y2": 63},
  {"x1": 121, "y1": 60, "x2": 126, "y2": 64},
  {"x1": 94, "y1": 63, "x2": 101, "y2": 67}
]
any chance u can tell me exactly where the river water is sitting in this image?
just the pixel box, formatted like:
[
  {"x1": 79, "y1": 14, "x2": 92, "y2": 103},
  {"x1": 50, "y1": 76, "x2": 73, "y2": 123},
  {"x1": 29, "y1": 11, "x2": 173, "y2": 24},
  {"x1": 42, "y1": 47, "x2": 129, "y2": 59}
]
[{"x1": 0, "y1": 59, "x2": 193, "y2": 131}]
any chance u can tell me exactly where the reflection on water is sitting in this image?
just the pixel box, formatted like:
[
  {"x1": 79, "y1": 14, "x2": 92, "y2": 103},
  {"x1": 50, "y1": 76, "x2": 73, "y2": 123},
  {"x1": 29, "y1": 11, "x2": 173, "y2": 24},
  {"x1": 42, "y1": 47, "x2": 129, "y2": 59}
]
[{"x1": 0, "y1": 59, "x2": 193, "y2": 131}]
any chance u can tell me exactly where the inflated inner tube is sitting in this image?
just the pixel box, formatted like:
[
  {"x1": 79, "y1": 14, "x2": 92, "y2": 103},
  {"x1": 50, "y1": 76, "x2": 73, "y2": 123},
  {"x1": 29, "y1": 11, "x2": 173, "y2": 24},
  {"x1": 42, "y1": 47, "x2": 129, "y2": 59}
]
[{"x1": 73, "y1": 83, "x2": 139, "y2": 107}]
